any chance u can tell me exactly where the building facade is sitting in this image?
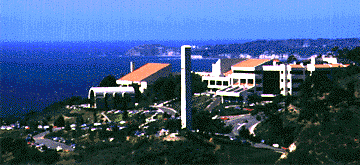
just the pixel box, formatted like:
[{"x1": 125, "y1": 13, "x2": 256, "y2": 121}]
[{"x1": 198, "y1": 57, "x2": 349, "y2": 102}]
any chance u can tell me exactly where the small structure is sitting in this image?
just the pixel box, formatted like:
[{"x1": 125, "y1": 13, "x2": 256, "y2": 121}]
[
  {"x1": 88, "y1": 87, "x2": 135, "y2": 109},
  {"x1": 88, "y1": 62, "x2": 171, "y2": 109}
]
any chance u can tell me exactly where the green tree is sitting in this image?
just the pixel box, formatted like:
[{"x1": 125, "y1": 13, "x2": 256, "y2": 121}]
[
  {"x1": 287, "y1": 54, "x2": 297, "y2": 63},
  {"x1": 99, "y1": 75, "x2": 118, "y2": 87},
  {"x1": 41, "y1": 119, "x2": 48, "y2": 126},
  {"x1": 193, "y1": 110, "x2": 225, "y2": 134},
  {"x1": 93, "y1": 112, "x2": 97, "y2": 123},
  {"x1": 132, "y1": 83, "x2": 142, "y2": 103},
  {"x1": 54, "y1": 115, "x2": 65, "y2": 127},
  {"x1": 76, "y1": 116, "x2": 85, "y2": 125},
  {"x1": 65, "y1": 122, "x2": 71, "y2": 131},
  {"x1": 1, "y1": 137, "x2": 14, "y2": 153},
  {"x1": 248, "y1": 94, "x2": 262, "y2": 105},
  {"x1": 191, "y1": 73, "x2": 208, "y2": 94}
]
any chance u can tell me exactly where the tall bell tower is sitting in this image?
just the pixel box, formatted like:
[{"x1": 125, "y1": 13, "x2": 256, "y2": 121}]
[{"x1": 181, "y1": 45, "x2": 192, "y2": 130}]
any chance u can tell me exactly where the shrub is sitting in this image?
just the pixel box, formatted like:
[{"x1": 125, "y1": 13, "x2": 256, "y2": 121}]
[{"x1": 256, "y1": 115, "x2": 261, "y2": 121}]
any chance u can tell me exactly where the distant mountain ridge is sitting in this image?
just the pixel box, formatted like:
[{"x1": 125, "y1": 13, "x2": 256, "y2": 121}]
[
  {"x1": 1, "y1": 38, "x2": 359, "y2": 58},
  {"x1": 125, "y1": 38, "x2": 360, "y2": 58}
]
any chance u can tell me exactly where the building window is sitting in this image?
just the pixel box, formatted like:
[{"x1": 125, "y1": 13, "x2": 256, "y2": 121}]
[
  {"x1": 287, "y1": 88, "x2": 290, "y2": 91},
  {"x1": 281, "y1": 79, "x2": 284, "y2": 82},
  {"x1": 287, "y1": 79, "x2": 290, "y2": 82},
  {"x1": 281, "y1": 88, "x2": 284, "y2": 91},
  {"x1": 290, "y1": 70, "x2": 303, "y2": 74},
  {"x1": 210, "y1": 80, "x2": 215, "y2": 85},
  {"x1": 234, "y1": 70, "x2": 254, "y2": 73},
  {"x1": 204, "y1": 80, "x2": 208, "y2": 85},
  {"x1": 240, "y1": 79, "x2": 246, "y2": 84},
  {"x1": 216, "y1": 81, "x2": 222, "y2": 85},
  {"x1": 223, "y1": 81, "x2": 229, "y2": 86},
  {"x1": 248, "y1": 79, "x2": 254, "y2": 84},
  {"x1": 233, "y1": 79, "x2": 239, "y2": 84},
  {"x1": 281, "y1": 71, "x2": 284, "y2": 74}
]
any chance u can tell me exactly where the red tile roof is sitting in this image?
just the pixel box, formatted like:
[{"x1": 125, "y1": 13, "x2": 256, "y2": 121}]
[
  {"x1": 224, "y1": 70, "x2": 232, "y2": 76},
  {"x1": 232, "y1": 59, "x2": 270, "y2": 67},
  {"x1": 290, "y1": 64, "x2": 304, "y2": 68},
  {"x1": 119, "y1": 63, "x2": 170, "y2": 82},
  {"x1": 314, "y1": 64, "x2": 331, "y2": 68}
]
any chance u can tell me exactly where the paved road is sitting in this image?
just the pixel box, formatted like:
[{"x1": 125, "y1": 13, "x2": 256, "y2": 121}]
[
  {"x1": 204, "y1": 97, "x2": 221, "y2": 112},
  {"x1": 224, "y1": 113, "x2": 261, "y2": 137},
  {"x1": 252, "y1": 143, "x2": 286, "y2": 153},
  {"x1": 154, "y1": 105, "x2": 178, "y2": 118},
  {"x1": 33, "y1": 130, "x2": 74, "y2": 151},
  {"x1": 101, "y1": 112, "x2": 112, "y2": 122},
  {"x1": 223, "y1": 113, "x2": 286, "y2": 153}
]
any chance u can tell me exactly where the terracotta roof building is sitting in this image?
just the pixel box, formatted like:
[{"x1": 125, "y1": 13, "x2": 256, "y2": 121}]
[
  {"x1": 119, "y1": 63, "x2": 171, "y2": 82},
  {"x1": 117, "y1": 63, "x2": 172, "y2": 93},
  {"x1": 88, "y1": 63, "x2": 171, "y2": 109},
  {"x1": 232, "y1": 59, "x2": 271, "y2": 68}
]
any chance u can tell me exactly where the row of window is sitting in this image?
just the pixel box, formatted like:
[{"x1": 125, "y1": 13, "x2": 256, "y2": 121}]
[
  {"x1": 233, "y1": 70, "x2": 262, "y2": 74},
  {"x1": 206, "y1": 80, "x2": 229, "y2": 86},
  {"x1": 280, "y1": 70, "x2": 305, "y2": 74},
  {"x1": 206, "y1": 79, "x2": 259, "y2": 86},
  {"x1": 233, "y1": 79, "x2": 255, "y2": 84}
]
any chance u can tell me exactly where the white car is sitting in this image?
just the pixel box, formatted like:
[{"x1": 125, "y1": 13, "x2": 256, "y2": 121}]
[
  {"x1": 56, "y1": 146, "x2": 63, "y2": 151},
  {"x1": 94, "y1": 123, "x2": 102, "y2": 126},
  {"x1": 0, "y1": 126, "x2": 6, "y2": 130}
]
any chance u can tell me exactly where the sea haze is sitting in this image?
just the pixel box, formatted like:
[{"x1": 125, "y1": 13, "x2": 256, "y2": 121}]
[{"x1": 1, "y1": 41, "x2": 217, "y2": 118}]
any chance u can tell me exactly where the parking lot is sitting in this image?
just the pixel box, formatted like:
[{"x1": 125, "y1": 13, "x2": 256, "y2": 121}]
[{"x1": 32, "y1": 130, "x2": 74, "y2": 152}]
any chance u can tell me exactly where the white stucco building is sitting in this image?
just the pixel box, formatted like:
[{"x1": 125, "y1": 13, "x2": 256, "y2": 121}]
[
  {"x1": 88, "y1": 62, "x2": 172, "y2": 109},
  {"x1": 197, "y1": 57, "x2": 349, "y2": 102}
]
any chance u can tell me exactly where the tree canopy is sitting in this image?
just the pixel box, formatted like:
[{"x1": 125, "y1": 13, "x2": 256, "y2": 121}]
[
  {"x1": 99, "y1": 75, "x2": 118, "y2": 87},
  {"x1": 54, "y1": 115, "x2": 65, "y2": 127}
]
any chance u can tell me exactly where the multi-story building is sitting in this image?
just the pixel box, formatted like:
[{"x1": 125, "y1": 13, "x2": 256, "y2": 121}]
[{"x1": 198, "y1": 57, "x2": 349, "y2": 102}]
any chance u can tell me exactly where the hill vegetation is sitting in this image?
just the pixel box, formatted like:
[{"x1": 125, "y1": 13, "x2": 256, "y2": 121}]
[{"x1": 252, "y1": 47, "x2": 360, "y2": 164}]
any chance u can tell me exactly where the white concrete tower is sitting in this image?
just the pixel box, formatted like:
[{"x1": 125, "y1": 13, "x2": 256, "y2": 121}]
[
  {"x1": 181, "y1": 45, "x2": 192, "y2": 130},
  {"x1": 130, "y1": 61, "x2": 135, "y2": 72}
]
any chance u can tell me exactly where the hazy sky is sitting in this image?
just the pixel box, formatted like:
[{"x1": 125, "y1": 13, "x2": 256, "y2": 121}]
[{"x1": 1, "y1": 0, "x2": 359, "y2": 41}]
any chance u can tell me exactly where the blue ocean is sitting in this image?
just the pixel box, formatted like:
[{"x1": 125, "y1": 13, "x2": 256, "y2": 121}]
[{"x1": 1, "y1": 42, "x2": 217, "y2": 118}]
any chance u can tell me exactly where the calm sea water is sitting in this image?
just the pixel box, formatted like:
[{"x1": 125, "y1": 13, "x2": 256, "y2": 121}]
[{"x1": 0, "y1": 55, "x2": 217, "y2": 118}]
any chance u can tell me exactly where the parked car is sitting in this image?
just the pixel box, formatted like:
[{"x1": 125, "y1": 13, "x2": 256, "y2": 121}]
[
  {"x1": 70, "y1": 144, "x2": 77, "y2": 149},
  {"x1": 56, "y1": 146, "x2": 63, "y2": 152}
]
